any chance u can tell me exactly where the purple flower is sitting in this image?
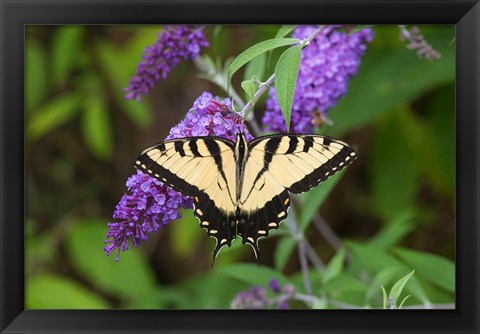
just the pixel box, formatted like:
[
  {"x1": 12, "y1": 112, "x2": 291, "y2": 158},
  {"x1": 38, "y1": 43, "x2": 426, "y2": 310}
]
[
  {"x1": 268, "y1": 279, "x2": 281, "y2": 294},
  {"x1": 125, "y1": 25, "x2": 209, "y2": 102},
  {"x1": 262, "y1": 25, "x2": 373, "y2": 133},
  {"x1": 231, "y1": 286, "x2": 268, "y2": 309},
  {"x1": 105, "y1": 92, "x2": 252, "y2": 261}
]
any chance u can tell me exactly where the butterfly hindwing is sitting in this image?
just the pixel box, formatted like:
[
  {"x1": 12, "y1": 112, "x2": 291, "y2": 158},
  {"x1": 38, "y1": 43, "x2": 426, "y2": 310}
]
[{"x1": 135, "y1": 137, "x2": 238, "y2": 259}]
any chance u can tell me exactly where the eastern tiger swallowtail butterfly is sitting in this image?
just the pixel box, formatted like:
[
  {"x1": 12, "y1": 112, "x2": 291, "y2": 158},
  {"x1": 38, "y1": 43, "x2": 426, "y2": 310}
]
[{"x1": 135, "y1": 132, "x2": 356, "y2": 264}]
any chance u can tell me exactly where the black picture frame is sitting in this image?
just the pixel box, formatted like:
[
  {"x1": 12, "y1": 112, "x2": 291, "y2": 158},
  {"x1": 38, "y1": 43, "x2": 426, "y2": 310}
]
[{"x1": 1, "y1": 0, "x2": 479, "y2": 333}]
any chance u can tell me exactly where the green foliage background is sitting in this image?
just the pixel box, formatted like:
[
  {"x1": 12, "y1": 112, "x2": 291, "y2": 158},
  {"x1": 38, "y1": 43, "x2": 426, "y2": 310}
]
[{"x1": 25, "y1": 25, "x2": 455, "y2": 309}]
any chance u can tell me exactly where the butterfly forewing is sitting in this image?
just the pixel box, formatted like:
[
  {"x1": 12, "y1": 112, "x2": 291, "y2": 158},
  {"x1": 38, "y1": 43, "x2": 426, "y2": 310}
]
[{"x1": 135, "y1": 137, "x2": 238, "y2": 259}]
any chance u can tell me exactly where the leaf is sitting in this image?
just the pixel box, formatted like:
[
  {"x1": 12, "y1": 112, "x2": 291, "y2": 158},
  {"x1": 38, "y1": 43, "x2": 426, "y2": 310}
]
[
  {"x1": 324, "y1": 26, "x2": 455, "y2": 137},
  {"x1": 274, "y1": 237, "x2": 296, "y2": 271},
  {"x1": 348, "y1": 25, "x2": 374, "y2": 36},
  {"x1": 96, "y1": 37, "x2": 153, "y2": 127},
  {"x1": 227, "y1": 37, "x2": 300, "y2": 85},
  {"x1": 324, "y1": 273, "x2": 367, "y2": 293},
  {"x1": 241, "y1": 76, "x2": 259, "y2": 107},
  {"x1": 81, "y1": 96, "x2": 113, "y2": 161},
  {"x1": 274, "y1": 44, "x2": 303, "y2": 131},
  {"x1": 216, "y1": 263, "x2": 289, "y2": 286},
  {"x1": 298, "y1": 170, "x2": 345, "y2": 232},
  {"x1": 244, "y1": 52, "x2": 267, "y2": 82},
  {"x1": 368, "y1": 210, "x2": 415, "y2": 249},
  {"x1": 169, "y1": 209, "x2": 202, "y2": 258},
  {"x1": 392, "y1": 247, "x2": 455, "y2": 293},
  {"x1": 27, "y1": 274, "x2": 109, "y2": 309},
  {"x1": 365, "y1": 266, "x2": 403, "y2": 304},
  {"x1": 323, "y1": 247, "x2": 346, "y2": 283},
  {"x1": 27, "y1": 93, "x2": 80, "y2": 141},
  {"x1": 398, "y1": 295, "x2": 411, "y2": 309},
  {"x1": 381, "y1": 286, "x2": 388, "y2": 309},
  {"x1": 65, "y1": 218, "x2": 157, "y2": 301},
  {"x1": 51, "y1": 26, "x2": 85, "y2": 87},
  {"x1": 389, "y1": 270, "x2": 415, "y2": 305},
  {"x1": 26, "y1": 40, "x2": 47, "y2": 112},
  {"x1": 275, "y1": 25, "x2": 297, "y2": 39}
]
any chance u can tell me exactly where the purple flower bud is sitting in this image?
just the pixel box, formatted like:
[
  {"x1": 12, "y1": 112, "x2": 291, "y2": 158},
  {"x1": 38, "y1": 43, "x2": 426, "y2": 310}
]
[
  {"x1": 231, "y1": 286, "x2": 268, "y2": 309},
  {"x1": 125, "y1": 25, "x2": 209, "y2": 102},
  {"x1": 268, "y1": 279, "x2": 281, "y2": 293},
  {"x1": 262, "y1": 25, "x2": 373, "y2": 133},
  {"x1": 279, "y1": 300, "x2": 289, "y2": 310}
]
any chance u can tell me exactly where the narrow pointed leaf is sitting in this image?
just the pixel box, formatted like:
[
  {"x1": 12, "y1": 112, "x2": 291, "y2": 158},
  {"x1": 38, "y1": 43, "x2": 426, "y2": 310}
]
[
  {"x1": 227, "y1": 38, "x2": 300, "y2": 85},
  {"x1": 274, "y1": 44, "x2": 303, "y2": 131}
]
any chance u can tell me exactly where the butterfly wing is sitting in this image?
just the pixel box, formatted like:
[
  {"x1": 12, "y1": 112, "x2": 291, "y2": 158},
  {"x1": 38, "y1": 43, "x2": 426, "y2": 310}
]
[
  {"x1": 135, "y1": 137, "x2": 237, "y2": 261},
  {"x1": 238, "y1": 134, "x2": 357, "y2": 258}
]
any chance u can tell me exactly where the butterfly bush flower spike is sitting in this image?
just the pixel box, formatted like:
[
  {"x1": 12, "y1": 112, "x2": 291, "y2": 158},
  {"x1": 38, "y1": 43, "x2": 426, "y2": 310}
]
[
  {"x1": 263, "y1": 25, "x2": 373, "y2": 133},
  {"x1": 231, "y1": 279, "x2": 293, "y2": 309},
  {"x1": 125, "y1": 25, "x2": 209, "y2": 102},
  {"x1": 105, "y1": 92, "x2": 252, "y2": 261}
]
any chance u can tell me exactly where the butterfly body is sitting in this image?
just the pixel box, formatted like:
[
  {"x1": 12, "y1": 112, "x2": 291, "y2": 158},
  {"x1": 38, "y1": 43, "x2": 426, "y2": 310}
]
[{"x1": 136, "y1": 132, "x2": 356, "y2": 263}]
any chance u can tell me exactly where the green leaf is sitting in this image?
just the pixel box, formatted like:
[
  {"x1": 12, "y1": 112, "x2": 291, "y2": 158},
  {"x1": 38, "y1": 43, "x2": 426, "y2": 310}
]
[
  {"x1": 169, "y1": 209, "x2": 202, "y2": 258},
  {"x1": 51, "y1": 26, "x2": 85, "y2": 87},
  {"x1": 96, "y1": 37, "x2": 153, "y2": 127},
  {"x1": 348, "y1": 25, "x2": 374, "y2": 36},
  {"x1": 26, "y1": 40, "x2": 47, "y2": 112},
  {"x1": 274, "y1": 44, "x2": 303, "y2": 131},
  {"x1": 365, "y1": 266, "x2": 403, "y2": 304},
  {"x1": 241, "y1": 76, "x2": 259, "y2": 107},
  {"x1": 323, "y1": 247, "x2": 346, "y2": 283},
  {"x1": 81, "y1": 96, "x2": 113, "y2": 161},
  {"x1": 275, "y1": 25, "x2": 297, "y2": 39},
  {"x1": 324, "y1": 273, "x2": 367, "y2": 293},
  {"x1": 381, "y1": 286, "x2": 388, "y2": 309},
  {"x1": 398, "y1": 295, "x2": 411, "y2": 309},
  {"x1": 274, "y1": 237, "x2": 296, "y2": 270},
  {"x1": 389, "y1": 270, "x2": 415, "y2": 305},
  {"x1": 325, "y1": 26, "x2": 455, "y2": 137},
  {"x1": 27, "y1": 274, "x2": 109, "y2": 309},
  {"x1": 311, "y1": 297, "x2": 327, "y2": 309},
  {"x1": 216, "y1": 263, "x2": 289, "y2": 286},
  {"x1": 244, "y1": 52, "x2": 267, "y2": 82},
  {"x1": 298, "y1": 170, "x2": 345, "y2": 232},
  {"x1": 27, "y1": 93, "x2": 80, "y2": 141},
  {"x1": 65, "y1": 218, "x2": 157, "y2": 301},
  {"x1": 392, "y1": 247, "x2": 455, "y2": 292},
  {"x1": 368, "y1": 210, "x2": 415, "y2": 249},
  {"x1": 227, "y1": 37, "x2": 300, "y2": 85}
]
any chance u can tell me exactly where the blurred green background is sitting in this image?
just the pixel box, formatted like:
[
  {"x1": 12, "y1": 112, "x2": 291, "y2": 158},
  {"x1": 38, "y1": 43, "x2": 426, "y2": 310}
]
[{"x1": 25, "y1": 25, "x2": 455, "y2": 309}]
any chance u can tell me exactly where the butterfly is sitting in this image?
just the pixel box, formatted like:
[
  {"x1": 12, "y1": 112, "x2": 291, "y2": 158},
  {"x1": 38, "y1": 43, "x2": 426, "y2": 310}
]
[{"x1": 135, "y1": 132, "x2": 357, "y2": 264}]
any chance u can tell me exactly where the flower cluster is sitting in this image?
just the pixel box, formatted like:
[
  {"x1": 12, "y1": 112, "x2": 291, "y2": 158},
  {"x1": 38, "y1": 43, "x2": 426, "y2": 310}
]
[
  {"x1": 125, "y1": 25, "x2": 209, "y2": 102},
  {"x1": 105, "y1": 92, "x2": 252, "y2": 261},
  {"x1": 231, "y1": 279, "x2": 295, "y2": 309},
  {"x1": 262, "y1": 25, "x2": 373, "y2": 133}
]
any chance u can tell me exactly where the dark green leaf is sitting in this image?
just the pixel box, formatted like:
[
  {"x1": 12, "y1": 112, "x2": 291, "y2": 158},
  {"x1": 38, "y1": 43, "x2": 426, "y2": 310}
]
[
  {"x1": 51, "y1": 26, "x2": 85, "y2": 87},
  {"x1": 27, "y1": 93, "x2": 80, "y2": 141},
  {"x1": 81, "y1": 96, "x2": 113, "y2": 161},
  {"x1": 275, "y1": 25, "x2": 297, "y2": 39},
  {"x1": 274, "y1": 237, "x2": 296, "y2": 271},
  {"x1": 324, "y1": 273, "x2": 367, "y2": 293},
  {"x1": 368, "y1": 210, "x2": 415, "y2": 249},
  {"x1": 348, "y1": 25, "x2": 374, "y2": 36},
  {"x1": 227, "y1": 37, "x2": 300, "y2": 85},
  {"x1": 389, "y1": 270, "x2": 415, "y2": 305},
  {"x1": 216, "y1": 263, "x2": 289, "y2": 286},
  {"x1": 27, "y1": 274, "x2": 109, "y2": 309},
  {"x1": 26, "y1": 41, "x2": 47, "y2": 112},
  {"x1": 66, "y1": 218, "x2": 157, "y2": 300},
  {"x1": 274, "y1": 44, "x2": 303, "y2": 131},
  {"x1": 244, "y1": 53, "x2": 267, "y2": 82},
  {"x1": 298, "y1": 170, "x2": 345, "y2": 232},
  {"x1": 392, "y1": 247, "x2": 455, "y2": 292},
  {"x1": 323, "y1": 247, "x2": 346, "y2": 283}
]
